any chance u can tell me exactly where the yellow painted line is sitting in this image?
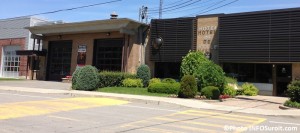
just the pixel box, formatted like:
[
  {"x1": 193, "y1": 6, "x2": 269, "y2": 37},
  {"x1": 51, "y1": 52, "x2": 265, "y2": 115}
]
[
  {"x1": 162, "y1": 123, "x2": 220, "y2": 133},
  {"x1": 0, "y1": 97, "x2": 128, "y2": 120},
  {"x1": 234, "y1": 118, "x2": 266, "y2": 133},
  {"x1": 124, "y1": 124, "x2": 186, "y2": 133},
  {"x1": 178, "y1": 112, "x2": 259, "y2": 123},
  {"x1": 154, "y1": 117, "x2": 224, "y2": 128},
  {"x1": 186, "y1": 110, "x2": 264, "y2": 120}
]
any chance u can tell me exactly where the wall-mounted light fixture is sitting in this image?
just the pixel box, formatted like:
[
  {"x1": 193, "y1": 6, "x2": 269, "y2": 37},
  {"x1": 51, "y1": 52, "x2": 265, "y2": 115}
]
[
  {"x1": 152, "y1": 37, "x2": 163, "y2": 49},
  {"x1": 106, "y1": 32, "x2": 111, "y2": 36},
  {"x1": 58, "y1": 35, "x2": 62, "y2": 39}
]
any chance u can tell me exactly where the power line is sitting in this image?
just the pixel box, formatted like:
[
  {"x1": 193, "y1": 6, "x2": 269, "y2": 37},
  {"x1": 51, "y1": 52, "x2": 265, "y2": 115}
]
[
  {"x1": 148, "y1": 0, "x2": 186, "y2": 10},
  {"x1": 153, "y1": 0, "x2": 214, "y2": 15},
  {"x1": 148, "y1": 0, "x2": 192, "y2": 11},
  {"x1": 148, "y1": 0, "x2": 202, "y2": 14},
  {"x1": 3, "y1": 0, "x2": 122, "y2": 20},
  {"x1": 187, "y1": 0, "x2": 239, "y2": 16}
]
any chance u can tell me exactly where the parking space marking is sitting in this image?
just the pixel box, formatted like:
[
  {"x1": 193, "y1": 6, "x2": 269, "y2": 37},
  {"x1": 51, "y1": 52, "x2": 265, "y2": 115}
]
[
  {"x1": 121, "y1": 110, "x2": 266, "y2": 133},
  {"x1": 0, "y1": 97, "x2": 129, "y2": 120},
  {"x1": 154, "y1": 117, "x2": 224, "y2": 128},
  {"x1": 178, "y1": 111, "x2": 264, "y2": 123}
]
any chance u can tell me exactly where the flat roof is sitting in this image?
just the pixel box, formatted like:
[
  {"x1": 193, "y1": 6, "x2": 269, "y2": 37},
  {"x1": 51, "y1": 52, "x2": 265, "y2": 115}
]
[
  {"x1": 222, "y1": 7, "x2": 300, "y2": 17},
  {"x1": 27, "y1": 18, "x2": 148, "y2": 35}
]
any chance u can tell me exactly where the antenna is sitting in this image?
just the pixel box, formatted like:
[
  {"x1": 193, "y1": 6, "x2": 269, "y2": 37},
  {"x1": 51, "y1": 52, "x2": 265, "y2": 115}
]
[
  {"x1": 139, "y1": 6, "x2": 148, "y2": 23},
  {"x1": 159, "y1": 0, "x2": 163, "y2": 19}
]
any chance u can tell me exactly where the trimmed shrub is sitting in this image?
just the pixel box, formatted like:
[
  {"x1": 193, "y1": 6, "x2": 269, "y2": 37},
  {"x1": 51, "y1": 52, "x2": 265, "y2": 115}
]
[
  {"x1": 148, "y1": 82, "x2": 180, "y2": 94},
  {"x1": 287, "y1": 80, "x2": 300, "y2": 103},
  {"x1": 225, "y1": 76, "x2": 238, "y2": 84},
  {"x1": 162, "y1": 78, "x2": 177, "y2": 84},
  {"x1": 71, "y1": 67, "x2": 82, "y2": 90},
  {"x1": 73, "y1": 65, "x2": 99, "y2": 91},
  {"x1": 236, "y1": 89, "x2": 244, "y2": 95},
  {"x1": 284, "y1": 100, "x2": 300, "y2": 109},
  {"x1": 201, "y1": 86, "x2": 220, "y2": 100},
  {"x1": 241, "y1": 83, "x2": 259, "y2": 96},
  {"x1": 98, "y1": 71, "x2": 136, "y2": 88},
  {"x1": 180, "y1": 51, "x2": 208, "y2": 75},
  {"x1": 149, "y1": 78, "x2": 161, "y2": 86},
  {"x1": 223, "y1": 85, "x2": 237, "y2": 97},
  {"x1": 178, "y1": 75, "x2": 197, "y2": 98},
  {"x1": 137, "y1": 64, "x2": 151, "y2": 87},
  {"x1": 196, "y1": 62, "x2": 226, "y2": 92},
  {"x1": 180, "y1": 51, "x2": 225, "y2": 91},
  {"x1": 122, "y1": 78, "x2": 143, "y2": 88}
]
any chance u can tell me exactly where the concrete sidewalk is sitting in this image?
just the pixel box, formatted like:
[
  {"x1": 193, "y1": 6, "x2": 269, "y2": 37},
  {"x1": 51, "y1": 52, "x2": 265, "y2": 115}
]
[{"x1": 0, "y1": 85, "x2": 299, "y2": 117}]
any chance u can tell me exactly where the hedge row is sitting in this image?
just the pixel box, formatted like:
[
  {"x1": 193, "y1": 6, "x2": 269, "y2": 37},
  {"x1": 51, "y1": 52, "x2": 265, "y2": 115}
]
[{"x1": 98, "y1": 71, "x2": 136, "y2": 88}]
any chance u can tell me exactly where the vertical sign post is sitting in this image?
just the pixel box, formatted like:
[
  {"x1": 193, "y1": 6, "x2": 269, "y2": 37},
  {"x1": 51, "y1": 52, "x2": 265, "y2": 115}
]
[{"x1": 77, "y1": 45, "x2": 86, "y2": 67}]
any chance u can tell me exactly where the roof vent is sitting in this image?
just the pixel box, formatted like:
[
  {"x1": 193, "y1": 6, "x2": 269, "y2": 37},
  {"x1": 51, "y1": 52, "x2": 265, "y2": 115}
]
[{"x1": 110, "y1": 11, "x2": 118, "y2": 19}]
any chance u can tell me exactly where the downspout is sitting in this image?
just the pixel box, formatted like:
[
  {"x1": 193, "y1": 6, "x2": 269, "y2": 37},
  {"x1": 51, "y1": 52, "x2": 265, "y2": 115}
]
[{"x1": 141, "y1": 25, "x2": 150, "y2": 65}]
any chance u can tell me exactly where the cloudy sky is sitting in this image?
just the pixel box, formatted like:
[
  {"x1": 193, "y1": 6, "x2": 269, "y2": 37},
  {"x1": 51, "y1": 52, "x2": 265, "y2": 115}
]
[{"x1": 0, "y1": 0, "x2": 299, "y2": 22}]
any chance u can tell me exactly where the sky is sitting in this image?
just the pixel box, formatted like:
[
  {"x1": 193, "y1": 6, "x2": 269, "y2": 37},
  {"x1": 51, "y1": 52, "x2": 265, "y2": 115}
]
[{"x1": 0, "y1": 0, "x2": 300, "y2": 22}]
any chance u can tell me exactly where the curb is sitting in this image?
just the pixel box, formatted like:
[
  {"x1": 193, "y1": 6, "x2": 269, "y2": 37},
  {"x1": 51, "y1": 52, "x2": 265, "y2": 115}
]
[
  {"x1": 1, "y1": 86, "x2": 300, "y2": 118},
  {"x1": 235, "y1": 96, "x2": 285, "y2": 104}
]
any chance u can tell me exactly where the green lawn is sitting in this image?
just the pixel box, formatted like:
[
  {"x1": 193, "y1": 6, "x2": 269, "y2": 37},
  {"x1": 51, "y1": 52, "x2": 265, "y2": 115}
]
[{"x1": 97, "y1": 87, "x2": 171, "y2": 97}]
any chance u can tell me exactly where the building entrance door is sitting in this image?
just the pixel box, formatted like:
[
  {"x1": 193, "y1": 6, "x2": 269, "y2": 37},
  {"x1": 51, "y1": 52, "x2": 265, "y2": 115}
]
[
  {"x1": 275, "y1": 64, "x2": 292, "y2": 96},
  {"x1": 47, "y1": 41, "x2": 72, "y2": 81}
]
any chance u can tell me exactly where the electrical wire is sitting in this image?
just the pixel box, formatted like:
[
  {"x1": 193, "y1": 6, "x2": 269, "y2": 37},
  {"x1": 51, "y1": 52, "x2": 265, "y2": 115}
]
[
  {"x1": 186, "y1": 0, "x2": 239, "y2": 17},
  {"x1": 154, "y1": 0, "x2": 215, "y2": 15},
  {"x1": 148, "y1": 0, "x2": 202, "y2": 14},
  {"x1": 2, "y1": 0, "x2": 122, "y2": 20},
  {"x1": 148, "y1": 0, "x2": 192, "y2": 11},
  {"x1": 148, "y1": 0, "x2": 186, "y2": 10}
]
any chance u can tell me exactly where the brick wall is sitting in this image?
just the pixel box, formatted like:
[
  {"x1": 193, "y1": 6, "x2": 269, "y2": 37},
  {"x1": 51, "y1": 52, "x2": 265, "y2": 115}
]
[
  {"x1": 292, "y1": 63, "x2": 300, "y2": 80},
  {"x1": 0, "y1": 38, "x2": 27, "y2": 77},
  {"x1": 38, "y1": 32, "x2": 141, "y2": 80}
]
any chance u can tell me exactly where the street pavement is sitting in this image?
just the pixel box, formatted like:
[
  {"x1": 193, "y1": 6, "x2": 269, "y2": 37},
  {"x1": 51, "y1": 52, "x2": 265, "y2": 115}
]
[{"x1": 0, "y1": 90, "x2": 299, "y2": 133}]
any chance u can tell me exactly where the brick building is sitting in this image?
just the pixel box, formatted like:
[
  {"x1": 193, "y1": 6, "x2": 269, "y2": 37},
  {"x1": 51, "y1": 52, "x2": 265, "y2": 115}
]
[
  {"x1": 0, "y1": 17, "x2": 47, "y2": 78},
  {"x1": 26, "y1": 18, "x2": 148, "y2": 81}
]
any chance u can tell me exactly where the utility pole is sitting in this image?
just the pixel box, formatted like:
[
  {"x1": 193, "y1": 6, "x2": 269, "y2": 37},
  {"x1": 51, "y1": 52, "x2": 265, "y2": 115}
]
[{"x1": 159, "y1": 0, "x2": 163, "y2": 19}]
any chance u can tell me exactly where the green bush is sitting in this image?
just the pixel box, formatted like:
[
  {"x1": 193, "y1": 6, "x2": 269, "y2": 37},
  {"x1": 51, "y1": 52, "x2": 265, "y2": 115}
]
[
  {"x1": 236, "y1": 89, "x2": 244, "y2": 95},
  {"x1": 223, "y1": 85, "x2": 237, "y2": 97},
  {"x1": 137, "y1": 64, "x2": 151, "y2": 87},
  {"x1": 178, "y1": 75, "x2": 197, "y2": 98},
  {"x1": 180, "y1": 51, "x2": 208, "y2": 75},
  {"x1": 98, "y1": 71, "x2": 136, "y2": 88},
  {"x1": 196, "y1": 62, "x2": 226, "y2": 92},
  {"x1": 122, "y1": 78, "x2": 143, "y2": 88},
  {"x1": 225, "y1": 76, "x2": 238, "y2": 84},
  {"x1": 287, "y1": 80, "x2": 300, "y2": 103},
  {"x1": 149, "y1": 78, "x2": 161, "y2": 86},
  {"x1": 148, "y1": 82, "x2": 180, "y2": 94},
  {"x1": 284, "y1": 100, "x2": 300, "y2": 109},
  {"x1": 201, "y1": 86, "x2": 220, "y2": 100},
  {"x1": 180, "y1": 51, "x2": 225, "y2": 91},
  {"x1": 72, "y1": 65, "x2": 99, "y2": 91},
  {"x1": 241, "y1": 83, "x2": 259, "y2": 96},
  {"x1": 71, "y1": 67, "x2": 82, "y2": 90},
  {"x1": 162, "y1": 78, "x2": 177, "y2": 84}
]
